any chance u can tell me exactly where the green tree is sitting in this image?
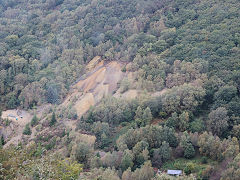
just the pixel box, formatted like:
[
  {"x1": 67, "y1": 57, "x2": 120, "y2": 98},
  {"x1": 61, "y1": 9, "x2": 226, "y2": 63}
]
[
  {"x1": 121, "y1": 149, "x2": 134, "y2": 171},
  {"x1": 221, "y1": 153, "x2": 240, "y2": 180},
  {"x1": 162, "y1": 84, "x2": 205, "y2": 114},
  {"x1": 162, "y1": 126, "x2": 178, "y2": 148},
  {"x1": 184, "y1": 143, "x2": 195, "y2": 159},
  {"x1": 100, "y1": 132, "x2": 109, "y2": 148},
  {"x1": 152, "y1": 148, "x2": 162, "y2": 167},
  {"x1": 142, "y1": 107, "x2": 152, "y2": 126},
  {"x1": 135, "y1": 106, "x2": 143, "y2": 127},
  {"x1": 50, "y1": 112, "x2": 57, "y2": 126},
  {"x1": 232, "y1": 125, "x2": 240, "y2": 140},
  {"x1": 0, "y1": 136, "x2": 4, "y2": 148},
  {"x1": 222, "y1": 137, "x2": 239, "y2": 159},
  {"x1": 179, "y1": 111, "x2": 189, "y2": 131},
  {"x1": 159, "y1": 141, "x2": 171, "y2": 162},
  {"x1": 31, "y1": 114, "x2": 38, "y2": 127},
  {"x1": 180, "y1": 132, "x2": 195, "y2": 159},
  {"x1": 198, "y1": 132, "x2": 223, "y2": 161},
  {"x1": 92, "y1": 121, "x2": 110, "y2": 139},
  {"x1": 214, "y1": 85, "x2": 237, "y2": 103},
  {"x1": 23, "y1": 123, "x2": 31, "y2": 135},
  {"x1": 101, "y1": 168, "x2": 120, "y2": 180},
  {"x1": 122, "y1": 168, "x2": 132, "y2": 180},
  {"x1": 208, "y1": 107, "x2": 229, "y2": 137},
  {"x1": 75, "y1": 142, "x2": 92, "y2": 165},
  {"x1": 190, "y1": 118, "x2": 204, "y2": 133},
  {"x1": 131, "y1": 161, "x2": 154, "y2": 180},
  {"x1": 0, "y1": 136, "x2": 4, "y2": 149},
  {"x1": 56, "y1": 159, "x2": 83, "y2": 180},
  {"x1": 135, "y1": 107, "x2": 153, "y2": 127},
  {"x1": 166, "y1": 112, "x2": 178, "y2": 129},
  {"x1": 133, "y1": 140, "x2": 149, "y2": 167}
]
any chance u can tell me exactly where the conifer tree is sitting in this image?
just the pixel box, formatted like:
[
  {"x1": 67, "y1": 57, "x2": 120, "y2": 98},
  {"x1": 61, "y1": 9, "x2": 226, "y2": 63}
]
[
  {"x1": 31, "y1": 114, "x2": 38, "y2": 127},
  {"x1": 23, "y1": 123, "x2": 31, "y2": 135},
  {"x1": 50, "y1": 112, "x2": 56, "y2": 126}
]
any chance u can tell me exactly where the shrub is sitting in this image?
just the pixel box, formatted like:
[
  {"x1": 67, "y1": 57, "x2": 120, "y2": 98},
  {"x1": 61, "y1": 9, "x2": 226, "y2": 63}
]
[
  {"x1": 121, "y1": 66, "x2": 126, "y2": 72},
  {"x1": 120, "y1": 78, "x2": 130, "y2": 93},
  {"x1": 174, "y1": 146, "x2": 184, "y2": 158},
  {"x1": 45, "y1": 138, "x2": 56, "y2": 150},
  {"x1": 159, "y1": 111, "x2": 167, "y2": 118},
  {"x1": 200, "y1": 165, "x2": 214, "y2": 180},
  {"x1": 56, "y1": 159, "x2": 83, "y2": 180},
  {"x1": 5, "y1": 119, "x2": 10, "y2": 126},
  {"x1": 184, "y1": 162, "x2": 195, "y2": 175},
  {"x1": 201, "y1": 156, "x2": 208, "y2": 164}
]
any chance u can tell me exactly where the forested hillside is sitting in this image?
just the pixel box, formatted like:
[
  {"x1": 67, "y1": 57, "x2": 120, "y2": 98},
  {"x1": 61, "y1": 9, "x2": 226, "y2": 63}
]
[{"x1": 0, "y1": 0, "x2": 240, "y2": 179}]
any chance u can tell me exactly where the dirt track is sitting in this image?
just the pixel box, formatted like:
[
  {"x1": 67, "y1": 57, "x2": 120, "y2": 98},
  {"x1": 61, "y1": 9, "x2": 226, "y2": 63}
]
[{"x1": 1, "y1": 109, "x2": 33, "y2": 147}]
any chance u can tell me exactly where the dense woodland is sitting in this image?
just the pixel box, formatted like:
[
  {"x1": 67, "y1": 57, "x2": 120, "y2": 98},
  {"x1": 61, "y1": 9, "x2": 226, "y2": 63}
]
[{"x1": 0, "y1": 0, "x2": 240, "y2": 179}]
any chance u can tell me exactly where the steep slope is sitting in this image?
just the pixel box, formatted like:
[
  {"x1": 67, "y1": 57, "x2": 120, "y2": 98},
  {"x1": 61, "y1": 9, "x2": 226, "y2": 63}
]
[
  {"x1": 0, "y1": 56, "x2": 126, "y2": 147},
  {"x1": 61, "y1": 57, "x2": 125, "y2": 117},
  {"x1": 0, "y1": 56, "x2": 169, "y2": 148}
]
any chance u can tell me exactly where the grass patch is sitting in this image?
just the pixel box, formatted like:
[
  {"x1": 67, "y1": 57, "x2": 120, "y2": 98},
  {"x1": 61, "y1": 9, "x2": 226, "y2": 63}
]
[{"x1": 161, "y1": 156, "x2": 217, "y2": 176}]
